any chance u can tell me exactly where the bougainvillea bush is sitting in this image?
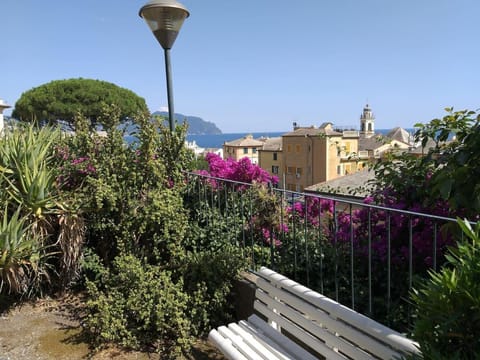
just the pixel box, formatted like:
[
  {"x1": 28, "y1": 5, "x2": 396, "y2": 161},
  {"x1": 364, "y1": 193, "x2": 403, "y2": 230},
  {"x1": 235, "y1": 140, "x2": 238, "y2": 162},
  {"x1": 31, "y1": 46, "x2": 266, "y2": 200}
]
[{"x1": 197, "y1": 152, "x2": 278, "y2": 186}]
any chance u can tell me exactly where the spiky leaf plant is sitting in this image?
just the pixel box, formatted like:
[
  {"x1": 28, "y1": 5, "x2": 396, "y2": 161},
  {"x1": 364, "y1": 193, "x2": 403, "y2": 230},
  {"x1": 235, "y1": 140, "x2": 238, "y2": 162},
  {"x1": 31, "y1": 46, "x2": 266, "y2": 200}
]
[
  {"x1": 0, "y1": 207, "x2": 43, "y2": 294},
  {"x1": 0, "y1": 124, "x2": 60, "y2": 221}
]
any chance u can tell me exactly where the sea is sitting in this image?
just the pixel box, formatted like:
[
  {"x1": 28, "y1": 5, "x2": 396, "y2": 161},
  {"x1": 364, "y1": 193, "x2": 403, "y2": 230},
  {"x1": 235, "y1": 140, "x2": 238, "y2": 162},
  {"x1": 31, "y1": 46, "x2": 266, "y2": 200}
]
[{"x1": 186, "y1": 128, "x2": 414, "y2": 149}]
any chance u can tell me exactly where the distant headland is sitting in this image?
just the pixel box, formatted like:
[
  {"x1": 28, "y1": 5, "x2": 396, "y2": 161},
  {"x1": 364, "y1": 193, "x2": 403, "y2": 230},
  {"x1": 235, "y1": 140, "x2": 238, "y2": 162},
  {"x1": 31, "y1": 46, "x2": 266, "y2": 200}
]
[{"x1": 153, "y1": 111, "x2": 222, "y2": 135}]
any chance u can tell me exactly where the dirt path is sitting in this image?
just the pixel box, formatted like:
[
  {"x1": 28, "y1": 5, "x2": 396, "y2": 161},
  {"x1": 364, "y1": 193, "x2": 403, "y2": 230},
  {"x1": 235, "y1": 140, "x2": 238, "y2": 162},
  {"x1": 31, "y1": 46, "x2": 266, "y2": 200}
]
[{"x1": 0, "y1": 295, "x2": 223, "y2": 360}]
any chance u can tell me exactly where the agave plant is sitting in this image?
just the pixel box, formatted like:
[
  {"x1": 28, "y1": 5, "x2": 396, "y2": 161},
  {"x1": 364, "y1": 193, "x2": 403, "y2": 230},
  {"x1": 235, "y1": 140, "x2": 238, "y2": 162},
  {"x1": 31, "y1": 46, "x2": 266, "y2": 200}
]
[
  {"x1": 0, "y1": 206, "x2": 43, "y2": 295},
  {"x1": 0, "y1": 124, "x2": 61, "y2": 236},
  {"x1": 0, "y1": 124, "x2": 85, "y2": 293}
]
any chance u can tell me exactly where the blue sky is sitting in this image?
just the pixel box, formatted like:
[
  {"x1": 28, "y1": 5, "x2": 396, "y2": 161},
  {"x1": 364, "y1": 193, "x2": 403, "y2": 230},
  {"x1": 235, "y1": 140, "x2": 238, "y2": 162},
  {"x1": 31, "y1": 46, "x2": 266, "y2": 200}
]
[{"x1": 2, "y1": 0, "x2": 479, "y2": 133}]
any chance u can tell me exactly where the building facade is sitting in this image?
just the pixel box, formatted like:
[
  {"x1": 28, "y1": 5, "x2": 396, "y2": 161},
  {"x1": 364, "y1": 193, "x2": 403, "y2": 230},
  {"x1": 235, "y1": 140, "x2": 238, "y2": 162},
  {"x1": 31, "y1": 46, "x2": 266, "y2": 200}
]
[
  {"x1": 281, "y1": 123, "x2": 363, "y2": 192},
  {"x1": 223, "y1": 134, "x2": 265, "y2": 164},
  {"x1": 258, "y1": 137, "x2": 283, "y2": 186}
]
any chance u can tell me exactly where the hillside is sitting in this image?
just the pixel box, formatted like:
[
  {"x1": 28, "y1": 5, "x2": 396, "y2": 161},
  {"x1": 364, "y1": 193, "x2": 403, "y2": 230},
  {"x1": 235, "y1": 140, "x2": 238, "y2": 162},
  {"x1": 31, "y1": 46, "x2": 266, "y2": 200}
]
[{"x1": 153, "y1": 111, "x2": 222, "y2": 135}]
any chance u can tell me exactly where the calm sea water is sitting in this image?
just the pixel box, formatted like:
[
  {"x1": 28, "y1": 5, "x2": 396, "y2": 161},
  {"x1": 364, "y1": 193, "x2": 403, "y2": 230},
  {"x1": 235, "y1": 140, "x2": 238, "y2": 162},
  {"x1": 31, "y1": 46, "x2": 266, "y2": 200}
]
[
  {"x1": 186, "y1": 128, "x2": 414, "y2": 149},
  {"x1": 186, "y1": 132, "x2": 285, "y2": 148}
]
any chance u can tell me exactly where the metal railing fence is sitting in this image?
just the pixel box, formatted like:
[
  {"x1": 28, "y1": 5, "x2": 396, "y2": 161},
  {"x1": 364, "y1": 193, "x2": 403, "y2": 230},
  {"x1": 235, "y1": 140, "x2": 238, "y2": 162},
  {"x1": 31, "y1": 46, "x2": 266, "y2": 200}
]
[{"x1": 183, "y1": 171, "x2": 463, "y2": 331}]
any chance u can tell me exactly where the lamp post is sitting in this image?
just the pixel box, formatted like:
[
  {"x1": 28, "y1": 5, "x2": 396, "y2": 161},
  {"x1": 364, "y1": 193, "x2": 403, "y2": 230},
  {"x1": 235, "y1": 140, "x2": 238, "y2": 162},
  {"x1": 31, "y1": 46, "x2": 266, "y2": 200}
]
[{"x1": 139, "y1": 0, "x2": 189, "y2": 132}]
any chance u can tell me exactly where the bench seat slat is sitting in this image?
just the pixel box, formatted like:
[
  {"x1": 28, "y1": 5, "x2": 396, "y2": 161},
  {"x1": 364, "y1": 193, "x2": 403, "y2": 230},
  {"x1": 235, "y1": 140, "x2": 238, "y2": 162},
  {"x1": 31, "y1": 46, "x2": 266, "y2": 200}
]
[
  {"x1": 208, "y1": 329, "x2": 250, "y2": 360},
  {"x1": 255, "y1": 290, "x2": 378, "y2": 360},
  {"x1": 228, "y1": 322, "x2": 290, "y2": 360},
  {"x1": 239, "y1": 317, "x2": 315, "y2": 360},
  {"x1": 210, "y1": 324, "x2": 286, "y2": 360},
  {"x1": 218, "y1": 326, "x2": 267, "y2": 360},
  {"x1": 256, "y1": 278, "x2": 401, "y2": 359},
  {"x1": 257, "y1": 267, "x2": 420, "y2": 356},
  {"x1": 254, "y1": 301, "x2": 349, "y2": 360}
]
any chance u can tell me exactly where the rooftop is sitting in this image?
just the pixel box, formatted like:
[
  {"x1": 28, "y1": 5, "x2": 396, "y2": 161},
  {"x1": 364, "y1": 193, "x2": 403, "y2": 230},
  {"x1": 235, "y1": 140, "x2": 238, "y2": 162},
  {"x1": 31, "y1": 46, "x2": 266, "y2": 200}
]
[
  {"x1": 224, "y1": 134, "x2": 265, "y2": 147},
  {"x1": 259, "y1": 137, "x2": 282, "y2": 151},
  {"x1": 305, "y1": 168, "x2": 375, "y2": 198},
  {"x1": 283, "y1": 123, "x2": 342, "y2": 137},
  {"x1": 386, "y1": 127, "x2": 412, "y2": 145}
]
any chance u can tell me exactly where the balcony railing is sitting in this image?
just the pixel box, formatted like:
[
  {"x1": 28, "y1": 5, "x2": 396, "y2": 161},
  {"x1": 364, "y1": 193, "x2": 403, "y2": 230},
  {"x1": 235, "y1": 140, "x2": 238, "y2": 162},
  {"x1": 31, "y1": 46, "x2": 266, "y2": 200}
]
[
  {"x1": 340, "y1": 150, "x2": 370, "y2": 160},
  {"x1": 184, "y1": 171, "x2": 462, "y2": 332},
  {"x1": 358, "y1": 150, "x2": 369, "y2": 158},
  {"x1": 341, "y1": 130, "x2": 360, "y2": 138}
]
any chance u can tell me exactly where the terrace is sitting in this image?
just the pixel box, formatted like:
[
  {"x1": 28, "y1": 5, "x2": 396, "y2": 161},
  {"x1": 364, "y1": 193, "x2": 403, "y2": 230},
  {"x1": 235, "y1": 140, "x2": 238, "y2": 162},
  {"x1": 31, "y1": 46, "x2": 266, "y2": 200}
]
[{"x1": 2, "y1": 108, "x2": 479, "y2": 358}]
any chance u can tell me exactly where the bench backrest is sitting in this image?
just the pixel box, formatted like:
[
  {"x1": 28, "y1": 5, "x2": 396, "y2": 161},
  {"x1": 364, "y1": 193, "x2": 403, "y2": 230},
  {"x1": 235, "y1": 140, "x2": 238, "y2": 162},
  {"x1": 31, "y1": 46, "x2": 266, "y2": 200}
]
[{"x1": 254, "y1": 267, "x2": 421, "y2": 360}]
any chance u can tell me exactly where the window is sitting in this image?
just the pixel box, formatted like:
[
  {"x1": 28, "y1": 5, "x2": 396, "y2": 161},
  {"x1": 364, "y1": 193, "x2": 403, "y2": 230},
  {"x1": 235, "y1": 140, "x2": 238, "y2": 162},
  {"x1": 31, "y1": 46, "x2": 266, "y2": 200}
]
[
  {"x1": 287, "y1": 166, "x2": 295, "y2": 174},
  {"x1": 287, "y1": 145, "x2": 292, "y2": 153},
  {"x1": 295, "y1": 168, "x2": 302, "y2": 178},
  {"x1": 296, "y1": 144, "x2": 301, "y2": 153},
  {"x1": 243, "y1": 148, "x2": 248, "y2": 154},
  {"x1": 272, "y1": 166, "x2": 279, "y2": 174},
  {"x1": 273, "y1": 152, "x2": 278, "y2": 161},
  {"x1": 337, "y1": 165, "x2": 342, "y2": 175},
  {"x1": 252, "y1": 148, "x2": 257, "y2": 154}
]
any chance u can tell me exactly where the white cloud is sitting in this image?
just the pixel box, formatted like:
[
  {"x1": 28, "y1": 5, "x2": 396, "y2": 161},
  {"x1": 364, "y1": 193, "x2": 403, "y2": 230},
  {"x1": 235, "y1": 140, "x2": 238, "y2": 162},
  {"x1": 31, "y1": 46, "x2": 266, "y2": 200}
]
[{"x1": 158, "y1": 106, "x2": 169, "y2": 112}]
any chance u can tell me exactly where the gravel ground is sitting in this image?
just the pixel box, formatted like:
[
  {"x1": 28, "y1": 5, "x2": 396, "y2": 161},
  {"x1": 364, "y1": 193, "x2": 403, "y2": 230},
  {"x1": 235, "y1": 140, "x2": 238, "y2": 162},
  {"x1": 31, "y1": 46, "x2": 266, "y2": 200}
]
[{"x1": 0, "y1": 295, "x2": 224, "y2": 360}]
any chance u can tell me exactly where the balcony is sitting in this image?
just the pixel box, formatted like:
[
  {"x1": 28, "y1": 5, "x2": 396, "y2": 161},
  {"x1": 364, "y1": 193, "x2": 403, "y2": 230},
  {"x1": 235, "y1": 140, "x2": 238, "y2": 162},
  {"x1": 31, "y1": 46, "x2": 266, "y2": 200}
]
[
  {"x1": 184, "y1": 171, "x2": 460, "y2": 333},
  {"x1": 342, "y1": 130, "x2": 360, "y2": 138},
  {"x1": 358, "y1": 150, "x2": 369, "y2": 158},
  {"x1": 340, "y1": 150, "x2": 370, "y2": 160}
]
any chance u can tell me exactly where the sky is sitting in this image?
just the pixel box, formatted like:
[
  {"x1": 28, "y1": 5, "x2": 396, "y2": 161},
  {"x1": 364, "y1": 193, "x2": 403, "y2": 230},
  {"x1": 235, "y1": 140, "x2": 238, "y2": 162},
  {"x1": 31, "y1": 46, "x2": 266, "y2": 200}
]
[{"x1": 2, "y1": 0, "x2": 479, "y2": 133}]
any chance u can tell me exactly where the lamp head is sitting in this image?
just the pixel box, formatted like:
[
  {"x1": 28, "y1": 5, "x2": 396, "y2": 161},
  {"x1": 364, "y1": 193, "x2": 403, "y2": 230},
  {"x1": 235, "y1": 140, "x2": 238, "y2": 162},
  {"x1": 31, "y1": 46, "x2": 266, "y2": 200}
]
[{"x1": 139, "y1": 0, "x2": 189, "y2": 49}]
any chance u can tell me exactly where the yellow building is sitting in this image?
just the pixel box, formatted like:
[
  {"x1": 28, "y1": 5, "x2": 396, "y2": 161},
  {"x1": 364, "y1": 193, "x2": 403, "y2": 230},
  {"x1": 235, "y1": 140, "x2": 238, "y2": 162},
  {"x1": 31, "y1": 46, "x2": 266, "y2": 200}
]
[
  {"x1": 223, "y1": 134, "x2": 265, "y2": 164},
  {"x1": 258, "y1": 137, "x2": 283, "y2": 186},
  {"x1": 281, "y1": 123, "x2": 362, "y2": 192}
]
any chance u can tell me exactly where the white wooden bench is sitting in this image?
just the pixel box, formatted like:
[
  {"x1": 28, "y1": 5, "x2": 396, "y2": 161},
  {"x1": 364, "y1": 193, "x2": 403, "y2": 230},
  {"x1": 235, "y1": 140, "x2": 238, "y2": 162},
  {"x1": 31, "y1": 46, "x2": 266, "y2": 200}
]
[{"x1": 209, "y1": 267, "x2": 421, "y2": 360}]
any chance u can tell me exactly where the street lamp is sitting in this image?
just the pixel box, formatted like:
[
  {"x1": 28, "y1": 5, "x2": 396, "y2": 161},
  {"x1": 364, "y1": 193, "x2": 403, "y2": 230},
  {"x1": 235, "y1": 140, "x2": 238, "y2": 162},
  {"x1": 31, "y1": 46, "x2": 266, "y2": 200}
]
[{"x1": 139, "y1": 0, "x2": 189, "y2": 132}]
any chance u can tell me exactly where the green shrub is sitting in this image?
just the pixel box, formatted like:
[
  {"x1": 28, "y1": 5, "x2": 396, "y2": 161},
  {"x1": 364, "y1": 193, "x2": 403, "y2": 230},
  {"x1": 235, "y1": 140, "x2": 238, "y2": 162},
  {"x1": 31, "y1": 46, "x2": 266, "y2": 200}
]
[
  {"x1": 183, "y1": 245, "x2": 249, "y2": 334},
  {"x1": 84, "y1": 254, "x2": 192, "y2": 358},
  {"x1": 410, "y1": 218, "x2": 480, "y2": 359},
  {"x1": 58, "y1": 109, "x2": 191, "y2": 267}
]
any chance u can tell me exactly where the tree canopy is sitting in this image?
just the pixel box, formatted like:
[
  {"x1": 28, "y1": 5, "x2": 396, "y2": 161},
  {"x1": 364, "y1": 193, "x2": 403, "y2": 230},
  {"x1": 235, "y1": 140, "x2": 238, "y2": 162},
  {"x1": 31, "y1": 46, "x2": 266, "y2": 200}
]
[{"x1": 12, "y1": 78, "x2": 148, "y2": 128}]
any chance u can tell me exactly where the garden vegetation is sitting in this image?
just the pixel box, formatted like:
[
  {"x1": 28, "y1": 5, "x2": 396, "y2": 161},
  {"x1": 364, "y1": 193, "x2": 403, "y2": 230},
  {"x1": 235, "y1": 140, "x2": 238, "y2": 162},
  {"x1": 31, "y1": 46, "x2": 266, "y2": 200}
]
[{"x1": 1, "y1": 101, "x2": 479, "y2": 358}]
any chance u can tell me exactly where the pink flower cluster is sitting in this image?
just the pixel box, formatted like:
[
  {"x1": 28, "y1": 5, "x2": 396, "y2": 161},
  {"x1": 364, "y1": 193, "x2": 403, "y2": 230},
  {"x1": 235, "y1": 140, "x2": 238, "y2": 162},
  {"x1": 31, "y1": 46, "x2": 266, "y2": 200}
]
[
  {"x1": 198, "y1": 153, "x2": 278, "y2": 185},
  {"x1": 333, "y1": 192, "x2": 455, "y2": 270},
  {"x1": 287, "y1": 197, "x2": 334, "y2": 227},
  {"x1": 281, "y1": 190, "x2": 454, "y2": 271},
  {"x1": 55, "y1": 146, "x2": 96, "y2": 189}
]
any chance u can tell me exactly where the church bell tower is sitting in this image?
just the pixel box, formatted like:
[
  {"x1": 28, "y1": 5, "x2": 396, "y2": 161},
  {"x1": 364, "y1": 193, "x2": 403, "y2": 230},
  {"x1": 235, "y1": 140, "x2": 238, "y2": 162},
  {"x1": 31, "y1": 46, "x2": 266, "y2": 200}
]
[{"x1": 360, "y1": 104, "x2": 375, "y2": 138}]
